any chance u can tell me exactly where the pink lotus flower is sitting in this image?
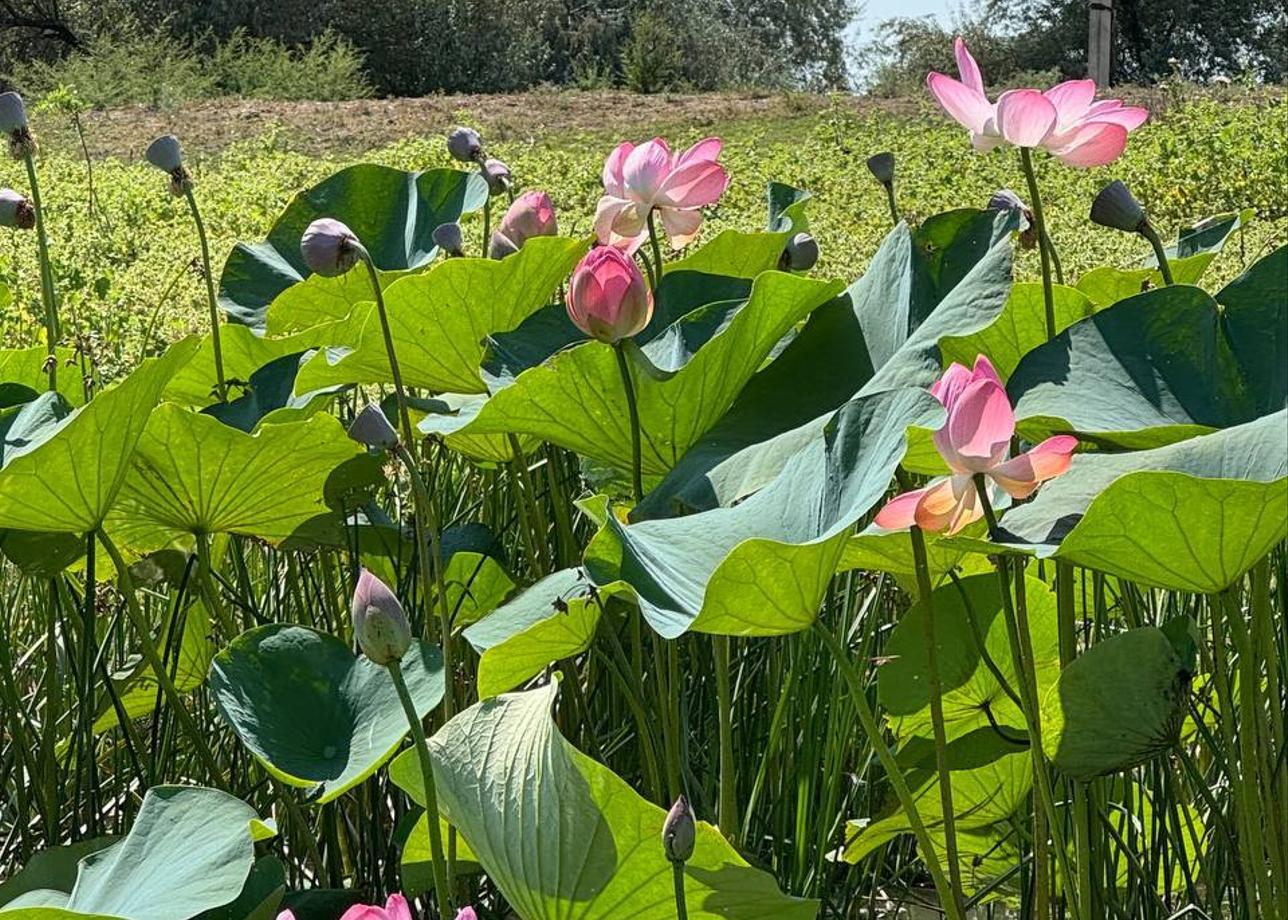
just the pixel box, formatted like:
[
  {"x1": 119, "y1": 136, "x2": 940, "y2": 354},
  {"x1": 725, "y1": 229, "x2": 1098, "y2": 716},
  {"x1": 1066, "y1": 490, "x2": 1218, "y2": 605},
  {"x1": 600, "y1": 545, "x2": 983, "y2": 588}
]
[
  {"x1": 455, "y1": 910, "x2": 478, "y2": 920},
  {"x1": 927, "y1": 38, "x2": 1147, "y2": 167},
  {"x1": 339, "y1": 893, "x2": 413, "y2": 920},
  {"x1": 875, "y1": 356, "x2": 1077, "y2": 535},
  {"x1": 490, "y1": 190, "x2": 558, "y2": 258},
  {"x1": 566, "y1": 246, "x2": 653, "y2": 344},
  {"x1": 594, "y1": 137, "x2": 728, "y2": 252}
]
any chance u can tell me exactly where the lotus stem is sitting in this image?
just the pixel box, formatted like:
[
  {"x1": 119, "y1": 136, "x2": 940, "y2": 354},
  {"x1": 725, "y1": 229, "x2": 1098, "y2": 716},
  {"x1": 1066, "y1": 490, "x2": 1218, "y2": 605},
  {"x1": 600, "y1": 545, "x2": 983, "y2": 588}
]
[
  {"x1": 1057, "y1": 562, "x2": 1097, "y2": 914},
  {"x1": 1019, "y1": 147, "x2": 1058, "y2": 341},
  {"x1": 671, "y1": 860, "x2": 689, "y2": 920},
  {"x1": 647, "y1": 208, "x2": 666, "y2": 290},
  {"x1": 481, "y1": 197, "x2": 491, "y2": 258},
  {"x1": 387, "y1": 658, "x2": 454, "y2": 920},
  {"x1": 614, "y1": 342, "x2": 644, "y2": 503},
  {"x1": 181, "y1": 188, "x2": 227, "y2": 401},
  {"x1": 78, "y1": 531, "x2": 99, "y2": 836},
  {"x1": 1139, "y1": 221, "x2": 1176, "y2": 285},
  {"x1": 713, "y1": 635, "x2": 738, "y2": 840},
  {"x1": 884, "y1": 182, "x2": 899, "y2": 227},
  {"x1": 22, "y1": 153, "x2": 59, "y2": 391},
  {"x1": 812, "y1": 619, "x2": 965, "y2": 920},
  {"x1": 195, "y1": 533, "x2": 239, "y2": 640}
]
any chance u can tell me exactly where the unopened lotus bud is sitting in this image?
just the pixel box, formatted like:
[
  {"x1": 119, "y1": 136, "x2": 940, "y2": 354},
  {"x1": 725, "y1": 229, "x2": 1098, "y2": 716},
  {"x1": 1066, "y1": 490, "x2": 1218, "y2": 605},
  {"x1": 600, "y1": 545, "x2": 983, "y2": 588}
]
[
  {"x1": 489, "y1": 190, "x2": 557, "y2": 258},
  {"x1": 661, "y1": 795, "x2": 696, "y2": 863},
  {"x1": 454, "y1": 909, "x2": 478, "y2": 920},
  {"x1": 432, "y1": 221, "x2": 465, "y2": 257},
  {"x1": 567, "y1": 246, "x2": 653, "y2": 344},
  {"x1": 0, "y1": 92, "x2": 35, "y2": 160},
  {"x1": 866, "y1": 151, "x2": 895, "y2": 186},
  {"x1": 447, "y1": 126, "x2": 484, "y2": 163},
  {"x1": 0, "y1": 188, "x2": 35, "y2": 230},
  {"x1": 145, "y1": 134, "x2": 192, "y2": 195},
  {"x1": 480, "y1": 158, "x2": 511, "y2": 196},
  {"x1": 301, "y1": 218, "x2": 363, "y2": 277},
  {"x1": 488, "y1": 231, "x2": 519, "y2": 260},
  {"x1": 779, "y1": 232, "x2": 819, "y2": 271},
  {"x1": 1090, "y1": 180, "x2": 1148, "y2": 233},
  {"x1": 351, "y1": 569, "x2": 412, "y2": 665},
  {"x1": 988, "y1": 188, "x2": 1036, "y2": 249},
  {"x1": 348, "y1": 404, "x2": 400, "y2": 450}
]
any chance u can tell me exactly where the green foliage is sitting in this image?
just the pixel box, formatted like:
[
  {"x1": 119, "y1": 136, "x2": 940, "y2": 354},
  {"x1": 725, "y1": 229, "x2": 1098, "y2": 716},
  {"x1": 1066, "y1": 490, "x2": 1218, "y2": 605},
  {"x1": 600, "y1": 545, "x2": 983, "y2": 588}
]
[{"x1": 621, "y1": 11, "x2": 683, "y2": 94}]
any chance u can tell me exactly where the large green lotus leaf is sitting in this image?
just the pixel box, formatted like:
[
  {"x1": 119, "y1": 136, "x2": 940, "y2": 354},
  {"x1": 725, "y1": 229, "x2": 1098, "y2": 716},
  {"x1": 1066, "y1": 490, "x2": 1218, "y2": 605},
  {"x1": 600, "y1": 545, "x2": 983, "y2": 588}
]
[
  {"x1": 218, "y1": 164, "x2": 488, "y2": 330},
  {"x1": 45, "y1": 786, "x2": 274, "y2": 920},
  {"x1": 998, "y1": 411, "x2": 1288, "y2": 592},
  {"x1": 292, "y1": 237, "x2": 590, "y2": 396},
  {"x1": 663, "y1": 182, "x2": 810, "y2": 278},
  {"x1": 0, "y1": 339, "x2": 198, "y2": 533},
  {"x1": 838, "y1": 523, "x2": 993, "y2": 591},
  {"x1": 165, "y1": 325, "x2": 320, "y2": 407},
  {"x1": 105, "y1": 407, "x2": 360, "y2": 553},
  {"x1": 0, "y1": 840, "x2": 116, "y2": 910},
  {"x1": 463, "y1": 568, "x2": 602, "y2": 698},
  {"x1": 0, "y1": 346, "x2": 85, "y2": 407},
  {"x1": 400, "y1": 813, "x2": 481, "y2": 897},
  {"x1": 586, "y1": 387, "x2": 942, "y2": 637},
  {"x1": 636, "y1": 209, "x2": 1015, "y2": 519},
  {"x1": 460, "y1": 272, "x2": 842, "y2": 479},
  {"x1": 1010, "y1": 246, "x2": 1287, "y2": 449},
  {"x1": 208, "y1": 624, "x2": 444, "y2": 802},
  {"x1": 878, "y1": 573, "x2": 1059, "y2": 744},
  {"x1": 1041, "y1": 627, "x2": 1189, "y2": 780},
  {"x1": 264, "y1": 266, "x2": 409, "y2": 335},
  {"x1": 193, "y1": 856, "x2": 284, "y2": 920},
  {"x1": 392, "y1": 683, "x2": 818, "y2": 920},
  {"x1": 841, "y1": 728, "x2": 1032, "y2": 864}
]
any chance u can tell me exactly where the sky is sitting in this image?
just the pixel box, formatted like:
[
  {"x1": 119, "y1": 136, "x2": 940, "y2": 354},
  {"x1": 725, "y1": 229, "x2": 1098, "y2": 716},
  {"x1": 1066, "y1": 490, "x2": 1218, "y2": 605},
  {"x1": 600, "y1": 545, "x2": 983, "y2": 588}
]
[{"x1": 861, "y1": 0, "x2": 957, "y2": 23}]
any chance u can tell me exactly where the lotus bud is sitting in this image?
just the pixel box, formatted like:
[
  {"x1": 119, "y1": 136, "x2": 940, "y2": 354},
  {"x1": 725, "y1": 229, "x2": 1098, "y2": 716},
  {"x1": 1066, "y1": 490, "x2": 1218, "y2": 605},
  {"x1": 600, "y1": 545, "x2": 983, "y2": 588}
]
[
  {"x1": 566, "y1": 246, "x2": 653, "y2": 344},
  {"x1": 1089, "y1": 180, "x2": 1148, "y2": 233},
  {"x1": 301, "y1": 218, "x2": 364, "y2": 277},
  {"x1": 447, "y1": 126, "x2": 484, "y2": 163},
  {"x1": 0, "y1": 92, "x2": 35, "y2": 160},
  {"x1": 455, "y1": 910, "x2": 478, "y2": 920},
  {"x1": 351, "y1": 569, "x2": 412, "y2": 666},
  {"x1": 988, "y1": 188, "x2": 1037, "y2": 249},
  {"x1": 432, "y1": 221, "x2": 465, "y2": 257},
  {"x1": 489, "y1": 190, "x2": 557, "y2": 258},
  {"x1": 779, "y1": 231, "x2": 819, "y2": 271},
  {"x1": 480, "y1": 157, "x2": 511, "y2": 196},
  {"x1": 348, "y1": 404, "x2": 400, "y2": 450},
  {"x1": 0, "y1": 188, "x2": 35, "y2": 230},
  {"x1": 866, "y1": 151, "x2": 895, "y2": 186},
  {"x1": 145, "y1": 134, "x2": 192, "y2": 195},
  {"x1": 661, "y1": 795, "x2": 696, "y2": 863}
]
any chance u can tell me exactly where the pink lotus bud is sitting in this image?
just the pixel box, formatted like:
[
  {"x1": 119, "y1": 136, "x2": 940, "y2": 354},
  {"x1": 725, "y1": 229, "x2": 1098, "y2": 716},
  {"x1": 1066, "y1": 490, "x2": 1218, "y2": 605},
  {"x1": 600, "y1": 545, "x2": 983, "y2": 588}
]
[
  {"x1": 339, "y1": 893, "x2": 414, "y2": 920},
  {"x1": 0, "y1": 188, "x2": 35, "y2": 230},
  {"x1": 455, "y1": 910, "x2": 478, "y2": 920},
  {"x1": 489, "y1": 190, "x2": 557, "y2": 258},
  {"x1": 447, "y1": 126, "x2": 483, "y2": 163},
  {"x1": 480, "y1": 157, "x2": 511, "y2": 196},
  {"x1": 351, "y1": 569, "x2": 412, "y2": 666},
  {"x1": 566, "y1": 246, "x2": 653, "y2": 344},
  {"x1": 301, "y1": 218, "x2": 363, "y2": 277},
  {"x1": 662, "y1": 795, "x2": 696, "y2": 863},
  {"x1": 348, "y1": 404, "x2": 400, "y2": 450}
]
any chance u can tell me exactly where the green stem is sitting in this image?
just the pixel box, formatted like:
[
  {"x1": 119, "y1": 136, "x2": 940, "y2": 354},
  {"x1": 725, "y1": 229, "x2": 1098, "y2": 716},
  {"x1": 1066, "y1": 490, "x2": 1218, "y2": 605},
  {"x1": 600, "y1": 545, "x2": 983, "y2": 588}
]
[
  {"x1": 813, "y1": 620, "x2": 965, "y2": 920},
  {"x1": 615, "y1": 343, "x2": 644, "y2": 504},
  {"x1": 647, "y1": 209, "x2": 666, "y2": 288},
  {"x1": 883, "y1": 181, "x2": 899, "y2": 226},
  {"x1": 195, "y1": 533, "x2": 238, "y2": 640},
  {"x1": 23, "y1": 153, "x2": 59, "y2": 391},
  {"x1": 1139, "y1": 221, "x2": 1176, "y2": 285},
  {"x1": 1019, "y1": 147, "x2": 1057, "y2": 341},
  {"x1": 388, "y1": 659, "x2": 453, "y2": 919},
  {"x1": 183, "y1": 187, "x2": 227, "y2": 401},
  {"x1": 713, "y1": 635, "x2": 737, "y2": 840},
  {"x1": 1059, "y1": 562, "x2": 1096, "y2": 916},
  {"x1": 672, "y1": 861, "x2": 689, "y2": 920},
  {"x1": 481, "y1": 197, "x2": 491, "y2": 258}
]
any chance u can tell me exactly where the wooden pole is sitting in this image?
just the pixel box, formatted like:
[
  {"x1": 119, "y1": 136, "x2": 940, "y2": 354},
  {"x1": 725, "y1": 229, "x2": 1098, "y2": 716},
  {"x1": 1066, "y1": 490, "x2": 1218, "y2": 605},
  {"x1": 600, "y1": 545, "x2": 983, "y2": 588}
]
[{"x1": 1088, "y1": 0, "x2": 1113, "y2": 85}]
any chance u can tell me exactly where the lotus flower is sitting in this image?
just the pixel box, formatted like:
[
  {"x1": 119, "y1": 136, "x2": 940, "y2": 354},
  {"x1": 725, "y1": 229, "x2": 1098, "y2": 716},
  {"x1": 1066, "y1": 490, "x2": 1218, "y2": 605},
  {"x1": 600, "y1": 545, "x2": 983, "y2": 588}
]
[
  {"x1": 875, "y1": 356, "x2": 1077, "y2": 535},
  {"x1": 566, "y1": 246, "x2": 653, "y2": 344},
  {"x1": 594, "y1": 137, "x2": 728, "y2": 252},
  {"x1": 455, "y1": 910, "x2": 479, "y2": 920},
  {"x1": 490, "y1": 190, "x2": 557, "y2": 258},
  {"x1": 662, "y1": 795, "x2": 696, "y2": 863},
  {"x1": 927, "y1": 38, "x2": 1147, "y2": 167},
  {"x1": 351, "y1": 569, "x2": 412, "y2": 666},
  {"x1": 339, "y1": 894, "x2": 413, "y2": 920}
]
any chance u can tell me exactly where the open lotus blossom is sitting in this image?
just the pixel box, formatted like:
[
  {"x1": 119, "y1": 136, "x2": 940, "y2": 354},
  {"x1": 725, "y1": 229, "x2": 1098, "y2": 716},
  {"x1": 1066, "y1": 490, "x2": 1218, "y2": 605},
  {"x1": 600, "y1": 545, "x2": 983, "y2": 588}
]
[
  {"x1": 339, "y1": 894, "x2": 413, "y2": 920},
  {"x1": 875, "y1": 356, "x2": 1078, "y2": 535},
  {"x1": 928, "y1": 38, "x2": 1147, "y2": 167},
  {"x1": 594, "y1": 137, "x2": 728, "y2": 252}
]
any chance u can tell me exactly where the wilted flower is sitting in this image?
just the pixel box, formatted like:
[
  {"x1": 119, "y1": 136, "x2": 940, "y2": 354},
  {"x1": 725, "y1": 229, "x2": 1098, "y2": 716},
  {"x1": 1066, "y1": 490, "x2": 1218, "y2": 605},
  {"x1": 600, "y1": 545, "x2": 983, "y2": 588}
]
[
  {"x1": 874, "y1": 356, "x2": 1077, "y2": 535},
  {"x1": 779, "y1": 232, "x2": 819, "y2": 271},
  {"x1": 566, "y1": 246, "x2": 653, "y2": 344},
  {"x1": 1089, "y1": 180, "x2": 1147, "y2": 233},
  {"x1": 0, "y1": 91, "x2": 35, "y2": 159},
  {"x1": 662, "y1": 795, "x2": 696, "y2": 863},
  {"x1": 339, "y1": 893, "x2": 413, "y2": 920},
  {"x1": 987, "y1": 188, "x2": 1036, "y2": 248},
  {"x1": 145, "y1": 134, "x2": 192, "y2": 195},
  {"x1": 866, "y1": 151, "x2": 895, "y2": 186},
  {"x1": 447, "y1": 126, "x2": 484, "y2": 163},
  {"x1": 927, "y1": 38, "x2": 1147, "y2": 167},
  {"x1": 0, "y1": 188, "x2": 35, "y2": 230},
  {"x1": 433, "y1": 221, "x2": 465, "y2": 257},
  {"x1": 490, "y1": 190, "x2": 557, "y2": 258},
  {"x1": 594, "y1": 137, "x2": 728, "y2": 252},
  {"x1": 481, "y1": 157, "x2": 511, "y2": 195},
  {"x1": 351, "y1": 569, "x2": 412, "y2": 666},
  {"x1": 301, "y1": 218, "x2": 363, "y2": 277},
  {"x1": 348, "y1": 404, "x2": 400, "y2": 450}
]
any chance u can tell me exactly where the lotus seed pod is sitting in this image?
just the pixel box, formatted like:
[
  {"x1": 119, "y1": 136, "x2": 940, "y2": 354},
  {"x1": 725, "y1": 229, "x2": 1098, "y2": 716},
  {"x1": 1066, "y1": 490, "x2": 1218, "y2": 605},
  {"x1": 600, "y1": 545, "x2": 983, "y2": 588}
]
[
  {"x1": 348, "y1": 404, "x2": 400, "y2": 450},
  {"x1": 0, "y1": 92, "x2": 35, "y2": 159},
  {"x1": 0, "y1": 188, "x2": 35, "y2": 230},
  {"x1": 480, "y1": 157, "x2": 511, "y2": 196},
  {"x1": 1090, "y1": 180, "x2": 1148, "y2": 233},
  {"x1": 351, "y1": 569, "x2": 412, "y2": 666},
  {"x1": 447, "y1": 126, "x2": 484, "y2": 163},
  {"x1": 781, "y1": 232, "x2": 819, "y2": 271},
  {"x1": 432, "y1": 221, "x2": 465, "y2": 257},
  {"x1": 866, "y1": 151, "x2": 895, "y2": 185},
  {"x1": 988, "y1": 188, "x2": 1037, "y2": 248},
  {"x1": 661, "y1": 795, "x2": 696, "y2": 863},
  {"x1": 145, "y1": 134, "x2": 184, "y2": 173},
  {"x1": 301, "y1": 218, "x2": 363, "y2": 277}
]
